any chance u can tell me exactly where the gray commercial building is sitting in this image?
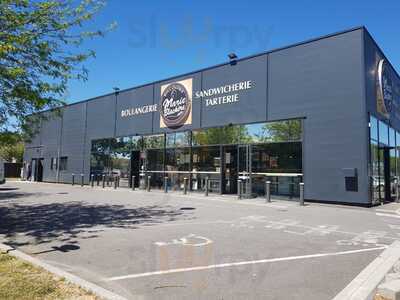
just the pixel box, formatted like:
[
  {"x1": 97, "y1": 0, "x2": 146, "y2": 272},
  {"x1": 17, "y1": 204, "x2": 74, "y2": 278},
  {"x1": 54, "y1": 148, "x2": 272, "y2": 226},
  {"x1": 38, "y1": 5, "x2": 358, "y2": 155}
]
[{"x1": 24, "y1": 26, "x2": 400, "y2": 206}]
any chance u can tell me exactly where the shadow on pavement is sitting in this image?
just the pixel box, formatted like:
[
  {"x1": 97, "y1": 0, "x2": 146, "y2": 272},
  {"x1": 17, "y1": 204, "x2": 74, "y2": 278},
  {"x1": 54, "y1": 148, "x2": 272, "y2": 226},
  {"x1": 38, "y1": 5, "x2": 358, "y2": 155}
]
[{"x1": 0, "y1": 201, "x2": 191, "y2": 245}]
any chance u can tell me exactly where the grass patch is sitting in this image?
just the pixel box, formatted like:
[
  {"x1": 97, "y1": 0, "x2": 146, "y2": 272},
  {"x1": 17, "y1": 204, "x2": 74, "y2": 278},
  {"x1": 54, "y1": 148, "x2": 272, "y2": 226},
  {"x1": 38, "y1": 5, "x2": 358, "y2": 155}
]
[{"x1": 0, "y1": 252, "x2": 98, "y2": 300}]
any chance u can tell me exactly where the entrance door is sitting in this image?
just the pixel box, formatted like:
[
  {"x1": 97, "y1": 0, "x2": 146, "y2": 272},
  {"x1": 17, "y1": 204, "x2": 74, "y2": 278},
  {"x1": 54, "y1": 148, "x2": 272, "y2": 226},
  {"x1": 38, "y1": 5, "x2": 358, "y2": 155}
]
[
  {"x1": 238, "y1": 145, "x2": 251, "y2": 197},
  {"x1": 37, "y1": 158, "x2": 44, "y2": 182},
  {"x1": 222, "y1": 146, "x2": 238, "y2": 194},
  {"x1": 380, "y1": 147, "x2": 394, "y2": 202},
  {"x1": 130, "y1": 151, "x2": 140, "y2": 188}
]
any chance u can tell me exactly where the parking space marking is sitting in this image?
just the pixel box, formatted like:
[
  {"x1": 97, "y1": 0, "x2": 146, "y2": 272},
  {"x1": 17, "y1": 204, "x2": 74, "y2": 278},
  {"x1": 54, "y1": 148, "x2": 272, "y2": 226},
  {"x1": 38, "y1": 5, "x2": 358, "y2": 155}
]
[
  {"x1": 376, "y1": 212, "x2": 400, "y2": 219},
  {"x1": 105, "y1": 246, "x2": 386, "y2": 282},
  {"x1": 154, "y1": 234, "x2": 213, "y2": 247}
]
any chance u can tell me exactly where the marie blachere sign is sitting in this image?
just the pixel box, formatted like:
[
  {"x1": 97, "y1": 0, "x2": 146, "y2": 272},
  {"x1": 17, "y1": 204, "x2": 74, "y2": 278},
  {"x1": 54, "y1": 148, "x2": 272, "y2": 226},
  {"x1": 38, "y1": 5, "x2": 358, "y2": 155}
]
[
  {"x1": 120, "y1": 78, "x2": 254, "y2": 129},
  {"x1": 160, "y1": 78, "x2": 192, "y2": 128},
  {"x1": 376, "y1": 59, "x2": 393, "y2": 119}
]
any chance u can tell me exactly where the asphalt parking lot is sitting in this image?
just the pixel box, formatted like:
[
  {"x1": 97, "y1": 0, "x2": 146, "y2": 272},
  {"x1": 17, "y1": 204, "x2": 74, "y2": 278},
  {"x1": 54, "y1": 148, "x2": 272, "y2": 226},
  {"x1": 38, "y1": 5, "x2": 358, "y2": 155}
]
[{"x1": 1, "y1": 181, "x2": 400, "y2": 300}]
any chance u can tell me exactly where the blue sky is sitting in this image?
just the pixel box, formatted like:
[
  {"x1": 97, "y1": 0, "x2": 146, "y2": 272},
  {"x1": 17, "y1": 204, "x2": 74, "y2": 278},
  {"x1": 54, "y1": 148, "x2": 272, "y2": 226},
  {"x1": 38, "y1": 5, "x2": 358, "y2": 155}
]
[{"x1": 66, "y1": 0, "x2": 400, "y2": 103}]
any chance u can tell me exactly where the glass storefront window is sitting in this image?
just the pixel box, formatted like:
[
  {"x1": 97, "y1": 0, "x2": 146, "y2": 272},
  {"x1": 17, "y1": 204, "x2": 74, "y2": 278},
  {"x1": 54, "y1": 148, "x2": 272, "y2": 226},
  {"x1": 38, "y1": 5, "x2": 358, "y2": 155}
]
[
  {"x1": 165, "y1": 148, "x2": 190, "y2": 171},
  {"x1": 397, "y1": 132, "x2": 400, "y2": 180},
  {"x1": 130, "y1": 136, "x2": 143, "y2": 150},
  {"x1": 239, "y1": 120, "x2": 302, "y2": 144},
  {"x1": 379, "y1": 121, "x2": 389, "y2": 146},
  {"x1": 370, "y1": 116, "x2": 378, "y2": 141},
  {"x1": 390, "y1": 128, "x2": 397, "y2": 198},
  {"x1": 191, "y1": 145, "x2": 221, "y2": 193},
  {"x1": 370, "y1": 139, "x2": 380, "y2": 203},
  {"x1": 192, "y1": 126, "x2": 239, "y2": 146},
  {"x1": 91, "y1": 138, "x2": 111, "y2": 154},
  {"x1": 166, "y1": 132, "x2": 190, "y2": 148},
  {"x1": 109, "y1": 137, "x2": 131, "y2": 188},
  {"x1": 90, "y1": 138, "x2": 111, "y2": 176},
  {"x1": 251, "y1": 142, "x2": 302, "y2": 174},
  {"x1": 89, "y1": 119, "x2": 303, "y2": 196},
  {"x1": 144, "y1": 134, "x2": 164, "y2": 149}
]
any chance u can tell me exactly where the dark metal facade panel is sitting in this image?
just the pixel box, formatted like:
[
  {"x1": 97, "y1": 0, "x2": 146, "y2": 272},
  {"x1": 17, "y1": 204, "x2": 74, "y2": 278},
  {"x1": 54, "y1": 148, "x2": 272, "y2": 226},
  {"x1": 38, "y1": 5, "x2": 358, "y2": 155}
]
[
  {"x1": 86, "y1": 94, "x2": 116, "y2": 139},
  {"x1": 59, "y1": 103, "x2": 87, "y2": 183},
  {"x1": 201, "y1": 54, "x2": 268, "y2": 128},
  {"x1": 116, "y1": 85, "x2": 154, "y2": 136},
  {"x1": 40, "y1": 112, "x2": 62, "y2": 182},
  {"x1": 268, "y1": 29, "x2": 368, "y2": 204}
]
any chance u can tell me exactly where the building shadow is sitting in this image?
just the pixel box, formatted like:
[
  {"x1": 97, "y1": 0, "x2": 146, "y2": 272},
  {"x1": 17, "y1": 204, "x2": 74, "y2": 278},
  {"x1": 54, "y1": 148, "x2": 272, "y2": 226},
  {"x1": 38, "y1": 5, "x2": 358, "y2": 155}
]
[{"x1": 0, "y1": 201, "x2": 192, "y2": 245}]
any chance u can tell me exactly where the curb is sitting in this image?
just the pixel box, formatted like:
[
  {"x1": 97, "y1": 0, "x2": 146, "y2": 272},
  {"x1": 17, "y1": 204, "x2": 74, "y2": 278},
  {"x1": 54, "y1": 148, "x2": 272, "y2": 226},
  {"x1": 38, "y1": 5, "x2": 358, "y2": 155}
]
[
  {"x1": 332, "y1": 240, "x2": 400, "y2": 300},
  {"x1": 0, "y1": 242, "x2": 128, "y2": 300}
]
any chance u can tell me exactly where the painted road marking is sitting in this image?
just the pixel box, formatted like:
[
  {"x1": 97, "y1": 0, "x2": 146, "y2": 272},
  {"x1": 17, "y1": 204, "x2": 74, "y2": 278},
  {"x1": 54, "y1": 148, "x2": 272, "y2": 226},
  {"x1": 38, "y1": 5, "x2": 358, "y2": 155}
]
[
  {"x1": 376, "y1": 212, "x2": 400, "y2": 219},
  {"x1": 264, "y1": 220, "x2": 399, "y2": 241},
  {"x1": 105, "y1": 247, "x2": 386, "y2": 282},
  {"x1": 154, "y1": 234, "x2": 213, "y2": 247}
]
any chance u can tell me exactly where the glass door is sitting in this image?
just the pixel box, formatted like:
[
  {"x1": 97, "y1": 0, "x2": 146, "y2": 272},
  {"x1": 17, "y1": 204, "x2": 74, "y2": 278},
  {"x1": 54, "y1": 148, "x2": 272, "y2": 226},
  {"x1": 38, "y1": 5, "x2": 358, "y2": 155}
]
[
  {"x1": 130, "y1": 150, "x2": 140, "y2": 188},
  {"x1": 222, "y1": 145, "x2": 238, "y2": 194},
  {"x1": 238, "y1": 144, "x2": 251, "y2": 197}
]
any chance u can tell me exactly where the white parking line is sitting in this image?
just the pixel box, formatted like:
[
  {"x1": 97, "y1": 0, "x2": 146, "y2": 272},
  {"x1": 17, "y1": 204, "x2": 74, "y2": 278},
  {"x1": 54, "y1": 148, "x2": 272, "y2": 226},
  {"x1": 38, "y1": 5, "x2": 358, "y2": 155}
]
[
  {"x1": 376, "y1": 212, "x2": 400, "y2": 219},
  {"x1": 105, "y1": 246, "x2": 386, "y2": 282}
]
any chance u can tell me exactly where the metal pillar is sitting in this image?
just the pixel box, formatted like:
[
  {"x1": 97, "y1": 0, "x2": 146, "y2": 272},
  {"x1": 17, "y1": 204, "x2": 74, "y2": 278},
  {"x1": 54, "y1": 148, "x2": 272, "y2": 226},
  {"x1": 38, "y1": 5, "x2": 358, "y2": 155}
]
[
  {"x1": 102, "y1": 174, "x2": 105, "y2": 188},
  {"x1": 114, "y1": 176, "x2": 117, "y2": 189},
  {"x1": 80, "y1": 174, "x2": 84, "y2": 187},
  {"x1": 299, "y1": 182, "x2": 305, "y2": 206},
  {"x1": 91, "y1": 174, "x2": 94, "y2": 187},
  {"x1": 205, "y1": 177, "x2": 209, "y2": 196},
  {"x1": 183, "y1": 177, "x2": 188, "y2": 194},
  {"x1": 164, "y1": 176, "x2": 168, "y2": 193},
  {"x1": 131, "y1": 175, "x2": 135, "y2": 191},
  {"x1": 265, "y1": 181, "x2": 271, "y2": 203},
  {"x1": 147, "y1": 175, "x2": 151, "y2": 192},
  {"x1": 237, "y1": 179, "x2": 242, "y2": 199},
  {"x1": 72, "y1": 173, "x2": 75, "y2": 186}
]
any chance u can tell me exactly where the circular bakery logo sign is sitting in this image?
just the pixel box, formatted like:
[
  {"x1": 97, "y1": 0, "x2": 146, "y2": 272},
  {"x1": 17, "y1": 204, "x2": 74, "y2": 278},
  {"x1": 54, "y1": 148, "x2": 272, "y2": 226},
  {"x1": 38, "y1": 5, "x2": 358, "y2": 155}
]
[
  {"x1": 377, "y1": 59, "x2": 393, "y2": 119},
  {"x1": 160, "y1": 79, "x2": 192, "y2": 128}
]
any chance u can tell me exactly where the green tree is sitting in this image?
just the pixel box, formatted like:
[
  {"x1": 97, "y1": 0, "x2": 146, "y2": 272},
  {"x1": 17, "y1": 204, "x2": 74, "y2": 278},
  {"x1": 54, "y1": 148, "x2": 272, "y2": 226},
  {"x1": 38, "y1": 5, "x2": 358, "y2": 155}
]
[
  {"x1": 0, "y1": 0, "x2": 115, "y2": 138},
  {"x1": 0, "y1": 132, "x2": 24, "y2": 162}
]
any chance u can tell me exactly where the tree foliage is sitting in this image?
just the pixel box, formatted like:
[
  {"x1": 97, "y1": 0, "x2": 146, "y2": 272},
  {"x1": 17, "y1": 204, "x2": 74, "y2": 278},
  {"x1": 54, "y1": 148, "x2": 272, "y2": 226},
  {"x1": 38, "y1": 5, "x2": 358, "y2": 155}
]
[
  {"x1": 0, "y1": 131, "x2": 24, "y2": 162},
  {"x1": 0, "y1": 0, "x2": 115, "y2": 137}
]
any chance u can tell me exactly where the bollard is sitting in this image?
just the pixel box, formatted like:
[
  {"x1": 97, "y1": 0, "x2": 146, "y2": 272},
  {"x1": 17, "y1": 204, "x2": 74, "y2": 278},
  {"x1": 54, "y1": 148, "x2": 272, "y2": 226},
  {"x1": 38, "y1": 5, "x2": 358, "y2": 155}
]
[
  {"x1": 102, "y1": 174, "x2": 105, "y2": 188},
  {"x1": 237, "y1": 179, "x2": 242, "y2": 199},
  {"x1": 299, "y1": 182, "x2": 305, "y2": 206},
  {"x1": 91, "y1": 174, "x2": 94, "y2": 187},
  {"x1": 96, "y1": 175, "x2": 100, "y2": 186},
  {"x1": 183, "y1": 177, "x2": 188, "y2": 194},
  {"x1": 205, "y1": 177, "x2": 209, "y2": 196},
  {"x1": 396, "y1": 180, "x2": 400, "y2": 203},
  {"x1": 164, "y1": 176, "x2": 168, "y2": 193},
  {"x1": 147, "y1": 176, "x2": 151, "y2": 192},
  {"x1": 72, "y1": 173, "x2": 75, "y2": 186},
  {"x1": 107, "y1": 175, "x2": 110, "y2": 187},
  {"x1": 265, "y1": 181, "x2": 271, "y2": 203},
  {"x1": 131, "y1": 175, "x2": 135, "y2": 191},
  {"x1": 114, "y1": 176, "x2": 117, "y2": 189},
  {"x1": 117, "y1": 176, "x2": 120, "y2": 188},
  {"x1": 80, "y1": 174, "x2": 84, "y2": 187}
]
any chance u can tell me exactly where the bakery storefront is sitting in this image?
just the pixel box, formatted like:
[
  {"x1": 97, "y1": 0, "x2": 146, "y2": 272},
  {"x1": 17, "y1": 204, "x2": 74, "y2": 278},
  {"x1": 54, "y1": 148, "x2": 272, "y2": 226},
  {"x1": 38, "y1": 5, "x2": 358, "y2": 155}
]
[
  {"x1": 90, "y1": 77, "x2": 303, "y2": 197},
  {"x1": 27, "y1": 27, "x2": 391, "y2": 205}
]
